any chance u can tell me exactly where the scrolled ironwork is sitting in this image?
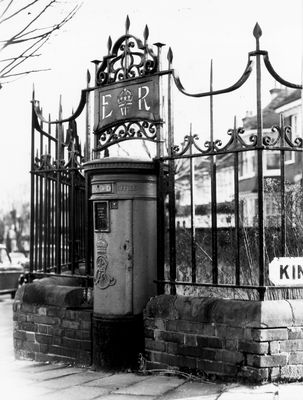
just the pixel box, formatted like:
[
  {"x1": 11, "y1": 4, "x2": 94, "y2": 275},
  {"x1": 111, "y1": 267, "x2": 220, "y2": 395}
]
[
  {"x1": 172, "y1": 126, "x2": 259, "y2": 158},
  {"x1": 263, "y1": 125, "x2": 281, "y2": 147},
  {"x1": 54, "y1": 159, "x2": 65, "y2": 169},
  {"x1": 213, "y1": 127, "x2": 257, "y2": 152},
  {"x1": 34, "y1": 153, "x2": 53, "y2": 171},
  {"x1": 172, "y1": 134, "x2": 213, "y2": 156},
  {"x1": 97, "y1": 120, "x2": 159, "y2": 150},
  {"x1": 260, "y1": 125, "x2": 303, "y2": 149},
  {"x1": 65, "y1": 148, "x2": 83, "y2": 170},
  {"x1": 172, "y1": 134, "x2": 196, "y2": 156},
  {"x1": 284, "y1": 125, "x2": 303, "y2": 148},
  {"x1": 95, "y1": 22, "x2": 158, "y2": 86}
]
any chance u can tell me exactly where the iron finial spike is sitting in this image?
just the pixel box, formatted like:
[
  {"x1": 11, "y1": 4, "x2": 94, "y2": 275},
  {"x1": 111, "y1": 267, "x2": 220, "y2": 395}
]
[
  {"x1": 107, "y1": 36, "x2": 112, "y2": 54},
  {"x1": 144, "y1": 25, "x2": 149, "y2": 42},
  {"x1": 125, "y1": 15, "x2": 130, "y2": 34},
  {"x1": 253, "y1": 22, "x2": 262, "y2": 50},
  {"x1": 86, "y1": 69, "x2": 91, "y2": 85},
  {"x1": 32, "y1": 83, "x2": 35, "y2": 100},
  {"x1": 167, "y1": 47, "x2": 173, "y2": 64},
  {"x1": 58, "y1": 94, "x2": 62, "y2": 119},
  {"x1": 233, "y1": 115, "x2": 237, "y2": 130},
  {"x1": 210, "y1": 59, "x2": 213, "y2": 91},
  {"x1": 253, "y1": 22, "x2": 262, "y2": 39}
]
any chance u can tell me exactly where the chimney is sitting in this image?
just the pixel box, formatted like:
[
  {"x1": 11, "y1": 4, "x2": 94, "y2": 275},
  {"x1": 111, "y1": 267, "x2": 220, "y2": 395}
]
[{"x1": 269, "y1": 88, "x2": 282, "y2": 99}]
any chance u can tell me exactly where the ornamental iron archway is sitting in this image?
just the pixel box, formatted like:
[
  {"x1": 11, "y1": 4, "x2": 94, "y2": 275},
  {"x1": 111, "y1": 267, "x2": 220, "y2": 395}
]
[{"x1": 30, "y1": 18, "x2": 303, "y2": 300}]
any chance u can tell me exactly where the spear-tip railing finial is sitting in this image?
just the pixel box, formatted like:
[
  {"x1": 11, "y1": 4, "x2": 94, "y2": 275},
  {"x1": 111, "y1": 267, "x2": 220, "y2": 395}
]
[
  {"x1": 86, "y1": 69, "x2": 91, "y2": 86},
  {"x1": 253, "y1": 22, "x2": 262, "y2": 50},
  {"x1": 32, "y1": 83, "x2": 35, "y2": 101},
  {"x1": 107, "y1": 36, "x2": 112, "y2": 54},
  {"x1": 125, "y1": 15, "x2": 130, "y2": 34},
  {"x1": 58, "y1": 94, "x2": 62, "y2": 119},
  {"x1": 143, "y1": 24, "x2": 149, "y2": 43},
  {"x1": 167, "y1": 47, "x2": 173, "y2": 65},
  {"x1": 210, "y1": 59, "x2": 213, "y2": 90}
]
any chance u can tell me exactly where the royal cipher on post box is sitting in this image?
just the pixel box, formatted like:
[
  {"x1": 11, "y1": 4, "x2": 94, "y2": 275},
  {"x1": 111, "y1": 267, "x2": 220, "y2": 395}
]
[{"x1": 84, "y1": 157, "x2": 158, "y2": 368}]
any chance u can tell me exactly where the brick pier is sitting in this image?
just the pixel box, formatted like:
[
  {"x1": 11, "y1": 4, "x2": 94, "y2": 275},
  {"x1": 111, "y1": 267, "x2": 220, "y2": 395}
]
[{"x1": 13, "y1": 277, "x2": 92, "y2": 366}]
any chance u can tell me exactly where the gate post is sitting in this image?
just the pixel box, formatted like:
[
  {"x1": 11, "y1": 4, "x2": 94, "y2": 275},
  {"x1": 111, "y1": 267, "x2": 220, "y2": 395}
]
[{"x1": 84, "y1": 157, "x2": 158, "y2": 369}]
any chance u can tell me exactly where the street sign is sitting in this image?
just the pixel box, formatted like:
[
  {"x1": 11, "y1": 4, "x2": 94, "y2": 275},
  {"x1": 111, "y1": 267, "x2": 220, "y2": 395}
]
[{"x1": 269, "y1": 257, "x2": 303, "y2": 285}]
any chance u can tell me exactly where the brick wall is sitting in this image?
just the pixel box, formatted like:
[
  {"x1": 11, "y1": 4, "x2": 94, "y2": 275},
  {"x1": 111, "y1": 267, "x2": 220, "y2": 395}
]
[
  {"x1": 13, "y1": 278, "x2": 93, "y2": 366},
  {"x1": 144, "y1": 295, "x2": 303, "y2": 382}
]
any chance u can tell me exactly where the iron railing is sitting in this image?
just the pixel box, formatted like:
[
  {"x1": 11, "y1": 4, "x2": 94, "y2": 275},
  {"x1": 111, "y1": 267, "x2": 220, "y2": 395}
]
[
  {"x1": 157, "y1": 23, "x2": 303, "y2": 300},
  {"x1": 29, "y1": 91, "x2": 91, "y2": 285},
  {"x1": 29, "y1": 19, "x2": 303, "y2": 301}
]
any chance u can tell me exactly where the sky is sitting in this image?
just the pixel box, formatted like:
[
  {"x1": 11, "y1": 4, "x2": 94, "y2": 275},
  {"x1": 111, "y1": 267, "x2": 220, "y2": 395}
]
[{"x1": 0, "y1": 0, "x2": 302, "y2": 214}]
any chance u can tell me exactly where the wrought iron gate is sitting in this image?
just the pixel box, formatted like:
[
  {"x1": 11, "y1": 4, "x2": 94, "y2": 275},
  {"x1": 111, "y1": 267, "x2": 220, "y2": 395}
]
[
  {"x1": 29, "y1": 93, "x2": 89, "y2": 279},
  {"x1": 29, "y1": 19, "x2": 303, "y2": 300}
]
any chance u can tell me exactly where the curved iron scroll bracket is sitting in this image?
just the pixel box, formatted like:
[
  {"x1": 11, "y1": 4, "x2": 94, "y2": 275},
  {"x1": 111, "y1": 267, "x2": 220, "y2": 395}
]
[
  {"x1": 262, "y1": 53, "x2": 302, "y2": 90},
  {"x1": 32, "y1": 107, "x2": 52, "y2": 137},
  {"x1": 172, "y1": 51, "x2": 302, "y2": 98},
  {"x1": 34, "y1": 88, "x2": 89, "y2": 125},
  {"x1": 172, "y1": 57, "x2": 253, "y2": 98}
]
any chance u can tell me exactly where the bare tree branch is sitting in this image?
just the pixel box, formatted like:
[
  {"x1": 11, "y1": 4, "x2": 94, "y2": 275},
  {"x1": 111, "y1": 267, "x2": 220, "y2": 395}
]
[
  {"x1": 5, "y1": 5, "x2": 79, "y2": 45},
  {"x1": 0, "y1": 0, "x2": 81, "y2": 87},
  {"x1": 0, "y1": 0, "x2": 13, "y2": 21},
  {"x1": 0, "y1": 35, "x2": 49, "y2": 76},
  {"x1": 0, "y1": 54, "x2": 41, "y2": 62},
  {"x1": 3, "y1": 1, "x2": 57, "y2": 48},
  {"x1": 0, "y1": 0, "x2": 39, "y2": 23},
  {"x1": 3, "y1": 68, "x2": 51, "y2": 77}
]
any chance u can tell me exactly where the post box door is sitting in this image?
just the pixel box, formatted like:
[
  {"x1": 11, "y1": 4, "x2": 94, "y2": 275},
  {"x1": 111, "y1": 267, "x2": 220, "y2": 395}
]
[{"x1": 94, "y1": 199, "x2": 133, "y2": 316}]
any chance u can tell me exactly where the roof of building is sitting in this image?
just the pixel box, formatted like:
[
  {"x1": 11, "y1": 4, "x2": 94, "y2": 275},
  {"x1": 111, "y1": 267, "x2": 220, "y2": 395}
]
[
  {"x1": 242, "y1": 88, "x2": 299, "y2": 130},
  {"x1": 272, "y1": 88, "x2": 301, "y2": 110}
]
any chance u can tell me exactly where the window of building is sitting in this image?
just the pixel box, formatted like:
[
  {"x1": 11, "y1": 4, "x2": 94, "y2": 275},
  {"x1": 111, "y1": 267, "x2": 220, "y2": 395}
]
[
  {"x1": 290, "y1": 114, "x2": 298, "y2": 135},
  {"x1": 239, "y1": 151, "x2": 256, "y2": 179},
  {"x1": 266, "y1": 151, "x2": 280, "y2": 170},
  {"x1": 285, "y1": 150, "x2": 295, "y2": 163},
  {"x1": 284, "y1": 114, "x2": 296, "y2": 164},
  {"x1": 0, "y1": 248, "x2": 10, "y2": 264}
]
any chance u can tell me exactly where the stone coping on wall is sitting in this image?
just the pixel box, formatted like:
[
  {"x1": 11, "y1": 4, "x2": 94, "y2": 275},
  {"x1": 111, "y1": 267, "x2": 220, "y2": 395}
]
[
  {"x1": 15, "y1": 276, "x2": 87, "y2": 308},
  {"x1": 144, "y1": 295, "x2": 303, "y2": 382},
  {"x1": 145, "y1": 295, "x2": 303, "y2": 328}
]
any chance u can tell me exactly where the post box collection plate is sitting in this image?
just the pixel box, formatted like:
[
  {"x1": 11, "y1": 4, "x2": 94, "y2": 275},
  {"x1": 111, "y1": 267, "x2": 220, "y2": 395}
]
[
  {"x1": 94, "y1": 201, "x2": 110, "y2": 232},
  {"x1": 92, "y1": 183, "x2": 113, "y2": 194}
]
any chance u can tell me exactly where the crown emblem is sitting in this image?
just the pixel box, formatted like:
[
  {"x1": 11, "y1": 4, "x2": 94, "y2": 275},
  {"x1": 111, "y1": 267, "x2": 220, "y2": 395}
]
[
  {"x1": 117, "y1": 88, "x2": 133, "y2": 116},
  {"x1": 96, "y1": 234, "x2": 108, "y2": 253}
]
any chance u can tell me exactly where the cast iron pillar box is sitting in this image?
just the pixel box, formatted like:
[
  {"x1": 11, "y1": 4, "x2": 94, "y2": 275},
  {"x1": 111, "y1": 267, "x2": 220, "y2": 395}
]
[{"x1": 84, "y1": 157, "x2": 158, "y2": 369}]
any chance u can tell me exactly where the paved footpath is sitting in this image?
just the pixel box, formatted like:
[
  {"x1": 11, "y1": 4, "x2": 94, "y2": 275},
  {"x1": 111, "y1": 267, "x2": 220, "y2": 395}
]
[
  {"x1": 1, "y1": 296, "x2": 303, "y2": 399},
  {"x1": 1, "y1": 358, "x2": 303, "y2": 400}
]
